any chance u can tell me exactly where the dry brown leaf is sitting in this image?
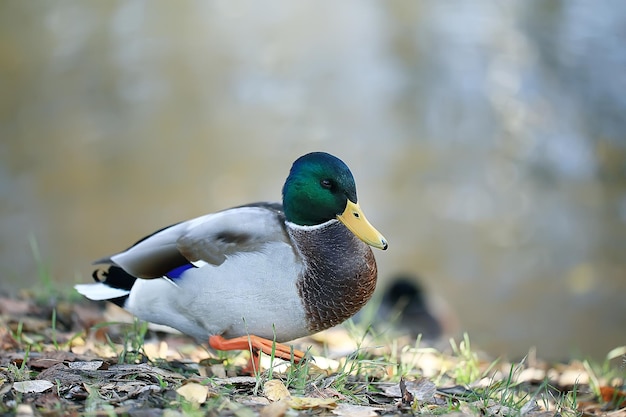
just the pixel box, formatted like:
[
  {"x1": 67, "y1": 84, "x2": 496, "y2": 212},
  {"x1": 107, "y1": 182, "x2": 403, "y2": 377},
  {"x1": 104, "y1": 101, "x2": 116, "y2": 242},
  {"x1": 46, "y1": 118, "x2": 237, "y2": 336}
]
[
  {"x1": 15, "y1": 404, "x2": 35, "y2": 417},
  {"x1": 143, "y1": 341, "x2": 169, "y2": 360},
  {"x1": 400, "y1": 377, "x2": 414, "y2": 405},
  {"x1": 260, "y1": 398, "x2": 290, "y2": 417},
  {"x1": 0, "y1": 326, "x2": 18, "y2": 351},
  {"x1": 0, "y1": 297, "x2": 33, "y2": 315},
  {"x1": 288, "y1": 396, "x2": 337, "y2": 410},
  {"x1": 485, "y1": 403, "x2": 517, "y2": 416},
  {"x1": 176, "y1": 382, "x2": 209, "y2": 404},
  {"x1": 307, "y1": 386, "x2": 346, "y2": 400},
  {"x1": 239, "y1": 396, "x2": 270, "y2": 407},
  {"x1": 28, "y1": 350, "x2": 95, "y2": 369},
  {"x1": 264, "y1": 379, "x2": 291, "y2": 402},
  {"x1": 382, "y1": 378, "x2": 436, "y2": 402},
  {"x1": 26, "y1": 358, "x2": 65, "y2": 370},
  {"x1": 600, "y1": 386, "x2": 626, "y2": 409},
  {"x1": 331, "y1": 403, "x2": 382, "y2": 417},
  {"x1": 13, "y1": 380, "x2": 54, "y2": 393}
]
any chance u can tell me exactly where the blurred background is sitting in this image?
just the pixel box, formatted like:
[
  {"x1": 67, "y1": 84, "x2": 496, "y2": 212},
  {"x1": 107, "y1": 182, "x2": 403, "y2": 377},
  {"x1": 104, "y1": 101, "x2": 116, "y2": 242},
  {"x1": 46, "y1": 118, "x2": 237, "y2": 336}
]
[{"x1": 1, "y1": 1, "x2": 625, "y2": 361}]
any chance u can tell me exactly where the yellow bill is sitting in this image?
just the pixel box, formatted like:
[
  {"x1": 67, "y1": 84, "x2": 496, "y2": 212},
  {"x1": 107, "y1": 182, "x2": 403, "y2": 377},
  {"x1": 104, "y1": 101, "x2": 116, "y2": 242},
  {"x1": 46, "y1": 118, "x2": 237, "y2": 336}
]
[{"x1": 337, "y1": 200, "x2": 388, "y2": 250}]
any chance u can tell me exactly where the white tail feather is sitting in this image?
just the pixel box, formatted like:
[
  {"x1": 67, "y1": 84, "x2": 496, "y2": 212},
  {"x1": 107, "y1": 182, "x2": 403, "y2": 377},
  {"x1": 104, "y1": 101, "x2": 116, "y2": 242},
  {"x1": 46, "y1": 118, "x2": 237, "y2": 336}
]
[{"x1": 74, "y1": 283, "x2": 130, "y2": 300}]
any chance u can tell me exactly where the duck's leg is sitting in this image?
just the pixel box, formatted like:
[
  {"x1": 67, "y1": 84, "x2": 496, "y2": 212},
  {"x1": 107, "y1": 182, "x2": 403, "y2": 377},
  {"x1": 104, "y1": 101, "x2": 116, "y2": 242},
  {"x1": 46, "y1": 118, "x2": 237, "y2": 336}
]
[{"x1": 208, "y1": 335, "x2": 306, "y2": 366}]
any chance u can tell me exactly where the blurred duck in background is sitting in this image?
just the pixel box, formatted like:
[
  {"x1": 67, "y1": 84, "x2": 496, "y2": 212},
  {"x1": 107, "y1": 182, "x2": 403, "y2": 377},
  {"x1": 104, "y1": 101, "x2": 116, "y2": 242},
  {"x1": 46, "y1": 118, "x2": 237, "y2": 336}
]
[
  {"x1": 355, "y1": 273, "x2": 457, "y2": 346},
  {"x1": 378, "y1": 275, "x2": 442, "y2": 341}
]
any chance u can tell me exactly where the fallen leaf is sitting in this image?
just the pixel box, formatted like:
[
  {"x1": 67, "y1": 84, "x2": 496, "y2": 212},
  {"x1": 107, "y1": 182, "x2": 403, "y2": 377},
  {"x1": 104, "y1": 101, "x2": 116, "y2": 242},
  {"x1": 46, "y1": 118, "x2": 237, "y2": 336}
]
[
  {"x1": 143, "y1": 341, "x2": 169, "y2": 360},
  {"x1": 400, "y1": 377, "x2": 414, "y2": 405},
  {"x1": 260, "y1": 398, "x2": 290, "y2": 417},
  {"x1": 13, "y1": 380, "x2": 54, "y2": 393},
  {"x1": 29, "y1": 350, "x2": 98, "y2": 370},
  {"x1": 176, "y1": 382, "x2": 209, "y2": 404},
  {"x1": 15, "y1": 404, "x2": 35, "y2": 417},
  {"x1": 27, "y1": 358, "x2": 65, "y2": 370},
  {"x1": 239, "y1": 396, "x2": 270, "y2": 406},
  {"x1": 600, "y1": 386, "x2": 626, "y2": 409},
  {"x1": 0, "y1": 327, "x2": 18, "y2": 351},
  {"x1": 264, "y1": 379, "x2": 291, "y2": 402},
  {"x1": 307, "y1": 386, "x2": 346, "y2": 400},
  {"x1": 559, "y1": 368, "x2": 590, "y2": 386},
  {"x1": 288, "y1": 397, "x2": 337, "y2": 410},
  {"x1": 68, "y1": 361, "x2": 105, "y2": 371},
  {"x1": 37, "y1": 363, "x2": 88, "y2": 385},
  {"x1": 382, "y1": 378, "x2": 436, "y2": 402},
  {"x1": 215, "y1": 376, "x2": 257, "y2": 386},
  {"x1": 0, "y1": 297, "x2": 33, "y2": 315},
  {"x1": 331, "y1": 403, "x2": 382, "y2": 417},
  {"x1": 486, "y1": 403, "x2": 517, "y2": 416},
  {"x1": 520, "y1": 399, "x2": 539, "y2": 415}
]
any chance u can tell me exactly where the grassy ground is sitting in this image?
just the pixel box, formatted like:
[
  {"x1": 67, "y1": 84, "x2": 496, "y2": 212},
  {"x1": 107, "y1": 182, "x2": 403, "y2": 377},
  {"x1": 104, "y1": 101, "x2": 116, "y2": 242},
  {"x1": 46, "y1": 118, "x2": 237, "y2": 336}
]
[{"x1": 0, "y1": 287, "x2": 624, "y2": 417}]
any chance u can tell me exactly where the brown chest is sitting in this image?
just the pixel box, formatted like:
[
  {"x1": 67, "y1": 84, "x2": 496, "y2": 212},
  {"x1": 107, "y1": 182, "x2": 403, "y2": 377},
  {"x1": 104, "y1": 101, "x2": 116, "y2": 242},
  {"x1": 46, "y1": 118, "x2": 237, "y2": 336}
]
[{"x1": 291, "y1": 221, "x2": 378, "y2": 333}]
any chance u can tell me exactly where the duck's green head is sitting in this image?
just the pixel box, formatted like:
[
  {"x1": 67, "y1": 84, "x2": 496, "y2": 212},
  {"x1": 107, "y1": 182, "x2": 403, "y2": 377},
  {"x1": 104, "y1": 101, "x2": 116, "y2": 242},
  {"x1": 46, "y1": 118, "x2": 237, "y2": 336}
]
[{"x1": 282, "y1": 152, "x2": 388, "y2": 250}]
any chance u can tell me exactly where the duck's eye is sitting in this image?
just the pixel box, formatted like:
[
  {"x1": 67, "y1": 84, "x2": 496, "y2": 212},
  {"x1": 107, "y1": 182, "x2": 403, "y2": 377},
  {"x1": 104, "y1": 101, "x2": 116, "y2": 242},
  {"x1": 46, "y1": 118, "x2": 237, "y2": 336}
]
[{"x1": 320, "y1": 179, "x2": 332, "y2": 189}]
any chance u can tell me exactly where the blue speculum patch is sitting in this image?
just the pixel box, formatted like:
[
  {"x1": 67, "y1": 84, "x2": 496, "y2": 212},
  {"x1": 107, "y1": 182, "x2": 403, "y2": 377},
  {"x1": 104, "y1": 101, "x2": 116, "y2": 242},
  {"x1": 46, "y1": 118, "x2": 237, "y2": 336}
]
[{"x1": 166, "y1": 263, "x2": 196, "y2": 279}]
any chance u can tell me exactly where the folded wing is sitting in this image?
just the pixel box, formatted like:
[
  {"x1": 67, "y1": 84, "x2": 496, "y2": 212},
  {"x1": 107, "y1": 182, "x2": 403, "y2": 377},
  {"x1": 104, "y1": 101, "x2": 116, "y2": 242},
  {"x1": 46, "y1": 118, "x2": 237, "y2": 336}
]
[{"x1": 97, "y1": 203, "x2": 289, "y2": 279}]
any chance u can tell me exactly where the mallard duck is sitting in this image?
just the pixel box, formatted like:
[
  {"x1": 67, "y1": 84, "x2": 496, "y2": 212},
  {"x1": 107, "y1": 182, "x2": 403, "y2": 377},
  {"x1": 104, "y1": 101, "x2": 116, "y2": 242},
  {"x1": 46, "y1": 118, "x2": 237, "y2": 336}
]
[{"x1": 75, "y1": 152, "x2": 387, "y2": 368}]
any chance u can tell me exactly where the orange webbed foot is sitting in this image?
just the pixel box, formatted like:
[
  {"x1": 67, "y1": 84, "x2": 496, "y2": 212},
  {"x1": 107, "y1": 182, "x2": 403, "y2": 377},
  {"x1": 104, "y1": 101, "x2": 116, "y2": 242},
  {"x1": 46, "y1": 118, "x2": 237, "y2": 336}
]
[{"x1": 209, "y1": 335, "x2": 306, "y2": 374}]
